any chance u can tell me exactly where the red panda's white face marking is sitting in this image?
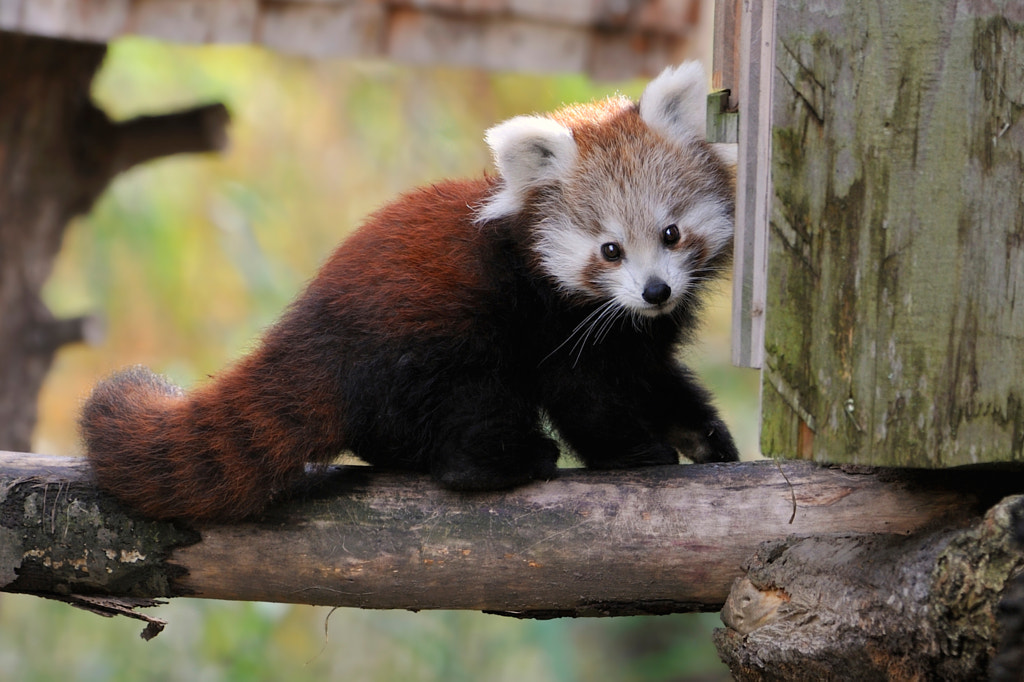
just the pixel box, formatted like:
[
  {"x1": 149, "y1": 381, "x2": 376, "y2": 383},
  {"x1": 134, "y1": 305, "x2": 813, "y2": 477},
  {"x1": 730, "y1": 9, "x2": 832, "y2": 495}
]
[
  {"x1": 478, "y1": 61, "x2": 736, "y2": 319},
  {"x1": 536, "y1": 183, "x2": 733, "y2": 318}
]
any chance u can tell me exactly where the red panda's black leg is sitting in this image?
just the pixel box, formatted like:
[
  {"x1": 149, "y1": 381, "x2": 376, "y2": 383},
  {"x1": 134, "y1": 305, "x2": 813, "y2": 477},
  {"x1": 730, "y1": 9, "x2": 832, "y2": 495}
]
[
  {"x1": 545, "y1": 405, "x2": 681, "y2": 470},
  {"x1": 541, "y1": 371, "x2": 680, "y2": 469},
  {"x1": 426, "y1": 376, "x2": 560, "y2": 491},
  {"x1": 657, "y1": 365, "x2": 740, "y2": 463},
  {"x1": 541, "y1": 361, "x2": 739, "y2": 468}
]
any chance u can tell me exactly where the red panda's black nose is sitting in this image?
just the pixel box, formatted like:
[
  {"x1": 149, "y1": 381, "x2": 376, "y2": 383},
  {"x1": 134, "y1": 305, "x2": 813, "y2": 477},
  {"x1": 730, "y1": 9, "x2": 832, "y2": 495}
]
[{"x1": 642, "y1": 279, "x2": 672, "y2": 305}]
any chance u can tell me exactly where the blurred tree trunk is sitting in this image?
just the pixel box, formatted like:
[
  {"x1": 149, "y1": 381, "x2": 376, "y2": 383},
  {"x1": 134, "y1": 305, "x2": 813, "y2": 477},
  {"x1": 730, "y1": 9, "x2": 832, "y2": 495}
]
[
  {"x1": 0, "y1": 33, "x2": 108, "y2": 451},
  {"x1": 0, "y1": 31, "x2": 228, "y2": 451}
]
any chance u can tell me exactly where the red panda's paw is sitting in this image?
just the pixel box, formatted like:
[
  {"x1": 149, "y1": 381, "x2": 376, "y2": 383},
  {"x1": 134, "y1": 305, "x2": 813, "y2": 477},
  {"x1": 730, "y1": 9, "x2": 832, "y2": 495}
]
[
  {"x1": 432, "y1": 434, "x2": 560, "y2": 492},
  {"x1": 632, "y1": 441, "x2": 683, "y2": 467},
  {"x1": 673, "y1": 419, "x2": 741, "y2": 464},
  {"x1": 582, "y1": 441, "x2": 680, "y2": 470}
]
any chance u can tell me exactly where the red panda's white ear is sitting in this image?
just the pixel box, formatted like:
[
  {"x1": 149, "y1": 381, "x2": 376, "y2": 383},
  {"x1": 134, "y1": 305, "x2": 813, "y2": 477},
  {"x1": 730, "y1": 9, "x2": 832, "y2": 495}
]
[
  {"x1": 477, "y1": 116, "x2": 577, "y2": 222},
  {"x1": 710, "y1": 142, "x2": 738, "y2": 171},
  {"x1": 639, "y1": 61, "x2": 708, "y2": 145}
]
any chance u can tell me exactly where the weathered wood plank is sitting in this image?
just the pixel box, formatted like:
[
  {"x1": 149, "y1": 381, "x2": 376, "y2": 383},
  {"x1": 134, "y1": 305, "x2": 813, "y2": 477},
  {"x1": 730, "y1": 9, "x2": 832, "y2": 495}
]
[
  {"x1": 386, "y1": 10, "x2": 590, "y2": 75},
  {"x1": 2, "y1": 451, "x2": 1016, "y2": 616},
  {"x1": 763, "y1": 0, "x2": 1024, "y2": 466},
  {"x1": 711, "y1": 0, "x2": 740, "y2": 108},
  {"x1": 0, "y1": 0, "x2": 702, "y2": 77},
  {"x1": 705, "y1": 89, "x2": 738, "y2": 143},
  {"x1": 730, "y1": 0, "x2": 774, "y2": 369}
]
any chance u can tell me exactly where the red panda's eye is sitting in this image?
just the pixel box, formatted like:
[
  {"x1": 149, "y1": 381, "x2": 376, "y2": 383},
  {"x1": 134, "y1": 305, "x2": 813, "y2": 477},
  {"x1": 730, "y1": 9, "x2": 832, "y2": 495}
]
[
  {"x1": 662, "y1": 224, "x2": 681, "y2": 246},
  {"x1": 600, "y1": 242, "x2": 622, "y2": 262}
]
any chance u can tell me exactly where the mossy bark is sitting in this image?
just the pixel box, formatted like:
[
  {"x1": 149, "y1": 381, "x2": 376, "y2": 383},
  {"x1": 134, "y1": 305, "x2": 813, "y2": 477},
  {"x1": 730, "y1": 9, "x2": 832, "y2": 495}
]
[
  {"x1": 762, "y1": 0, "x2": 1024, "y2": 466},
  {"x1": 0, "y1": 453, "x2": 200, "y2": 599}
]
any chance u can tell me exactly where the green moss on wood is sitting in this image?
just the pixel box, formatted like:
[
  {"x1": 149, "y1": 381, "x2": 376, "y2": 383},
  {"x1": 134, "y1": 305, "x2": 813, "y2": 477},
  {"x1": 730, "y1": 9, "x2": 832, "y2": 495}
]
[{"x1": 764, "y1": 0, "x2": 1024, "y2": 467}]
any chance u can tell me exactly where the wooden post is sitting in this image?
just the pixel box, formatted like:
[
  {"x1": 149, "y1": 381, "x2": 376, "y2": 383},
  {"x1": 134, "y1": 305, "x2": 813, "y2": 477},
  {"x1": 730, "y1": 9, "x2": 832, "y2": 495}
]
[
  {"x1": 760, "y1": 1, "x2": 1024, "y2": 466},
  {"x1": 711, "y1": 0, "x2": 742, "y2": 108},
  {"x1": 716, "y1": 4, "x2": 1024, "y2": 672},
  {"x1": 730, "y1": 0, "x2": 775, "y2": 370}
]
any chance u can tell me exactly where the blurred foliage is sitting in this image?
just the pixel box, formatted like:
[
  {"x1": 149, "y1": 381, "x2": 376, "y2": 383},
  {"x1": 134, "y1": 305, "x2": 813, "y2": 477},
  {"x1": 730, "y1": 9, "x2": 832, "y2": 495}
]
[
  {"x1": 0, "y1": 595, "x2": 728, "y2": 681},
  {"x1": 14, "y1": 37, "x2": 761, "y2": 681}
]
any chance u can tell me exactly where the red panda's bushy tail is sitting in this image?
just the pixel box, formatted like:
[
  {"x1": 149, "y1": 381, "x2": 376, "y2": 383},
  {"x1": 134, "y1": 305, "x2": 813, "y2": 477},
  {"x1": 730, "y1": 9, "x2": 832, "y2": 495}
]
[{"x1": 81, "y1": 361, "x2": 330, "y2": 523}]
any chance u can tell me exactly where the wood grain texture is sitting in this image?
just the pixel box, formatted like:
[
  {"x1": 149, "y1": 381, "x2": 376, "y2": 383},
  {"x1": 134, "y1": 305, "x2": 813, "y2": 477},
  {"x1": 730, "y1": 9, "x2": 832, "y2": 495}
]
[
  {"x1": 711, "y1": 0, "x2": 741, "y2": 104},
  {"x1": 763, "y1": 0, "x2": 1024, "y2": 466},
  {"x1": 1, "y1": 451, "x2": 1014, "y2": 616},
  {"x1": 730, "y1": 0, "x2": 774, "y2": 369}
]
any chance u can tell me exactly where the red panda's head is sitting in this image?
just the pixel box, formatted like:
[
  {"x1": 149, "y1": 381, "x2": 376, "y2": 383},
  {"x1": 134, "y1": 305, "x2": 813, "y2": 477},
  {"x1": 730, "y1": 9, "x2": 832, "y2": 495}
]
[{"x1": 477, "y1": 62, "x2": 736, "y2": 320}]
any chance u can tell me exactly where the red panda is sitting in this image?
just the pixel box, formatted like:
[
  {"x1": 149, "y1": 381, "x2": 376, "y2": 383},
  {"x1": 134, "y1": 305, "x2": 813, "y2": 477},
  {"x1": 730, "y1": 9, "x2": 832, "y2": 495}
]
[{"x1": 81, "y1": 62, "x2": 740, "y2": 523}]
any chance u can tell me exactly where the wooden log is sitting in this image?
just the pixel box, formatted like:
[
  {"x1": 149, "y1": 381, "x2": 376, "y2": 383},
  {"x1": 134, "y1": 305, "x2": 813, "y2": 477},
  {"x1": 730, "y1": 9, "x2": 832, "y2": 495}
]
[
  {"x1": 1, "y1": 451, "x2": 1018, "y2": 618},
  {"x1": 715, "y1": 494, "x2": 1024, "y2": 680}
]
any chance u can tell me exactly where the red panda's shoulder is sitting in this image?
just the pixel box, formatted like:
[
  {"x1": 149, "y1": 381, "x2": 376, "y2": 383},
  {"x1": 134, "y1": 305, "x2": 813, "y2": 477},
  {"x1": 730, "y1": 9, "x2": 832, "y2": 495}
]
[
  {"x1": 313, "y1": 177, "x2": 508, "y2": 334},
  {"x1": 338, "y1": 176, "x2": 496, "y2": 272}
]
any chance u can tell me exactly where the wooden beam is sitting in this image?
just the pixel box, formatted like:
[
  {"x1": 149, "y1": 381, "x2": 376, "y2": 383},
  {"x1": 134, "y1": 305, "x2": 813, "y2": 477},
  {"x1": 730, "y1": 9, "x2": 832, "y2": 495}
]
[
  {"x1": 730, "y1": 0, "x2": 774, "y2": 370},
  {"x1": 711, "y1": 0, "x2": 742, "y2": 108},
  {"x1": 0, "y1": 0, "x2": 703, "y2": 78},
  {"x1": 2, "y1": 451, "x2": 1016, "y2": 619}
]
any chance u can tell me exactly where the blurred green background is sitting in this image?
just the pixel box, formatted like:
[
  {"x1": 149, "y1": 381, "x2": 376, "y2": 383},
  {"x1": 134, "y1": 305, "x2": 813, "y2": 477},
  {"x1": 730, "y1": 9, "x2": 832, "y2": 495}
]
[{"x1": 3, "y1": 38, "x2": 760, "y2": 680}]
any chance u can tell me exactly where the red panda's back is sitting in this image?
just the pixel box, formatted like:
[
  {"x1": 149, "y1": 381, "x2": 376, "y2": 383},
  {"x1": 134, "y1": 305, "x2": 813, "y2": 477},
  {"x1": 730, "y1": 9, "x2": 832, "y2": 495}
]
[{"x1": 314, "y1": 177, "x2": 504, "y2": 338}]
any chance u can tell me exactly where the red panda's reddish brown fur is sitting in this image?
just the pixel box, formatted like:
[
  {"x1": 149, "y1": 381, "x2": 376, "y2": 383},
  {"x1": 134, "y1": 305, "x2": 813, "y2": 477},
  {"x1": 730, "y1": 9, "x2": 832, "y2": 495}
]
[
  {"x1": 84, "y1": 180, "x2": 496, "y2": 521},
  {"x1": 82, "y1": 64, "x2": 740, "y2": 522}
]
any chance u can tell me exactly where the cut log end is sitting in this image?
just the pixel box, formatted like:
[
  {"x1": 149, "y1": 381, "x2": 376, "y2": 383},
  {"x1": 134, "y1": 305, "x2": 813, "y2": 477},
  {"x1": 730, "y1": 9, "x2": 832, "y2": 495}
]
[{"x1": 715, "y1": 495, "x2": 1024, "y2": 680}]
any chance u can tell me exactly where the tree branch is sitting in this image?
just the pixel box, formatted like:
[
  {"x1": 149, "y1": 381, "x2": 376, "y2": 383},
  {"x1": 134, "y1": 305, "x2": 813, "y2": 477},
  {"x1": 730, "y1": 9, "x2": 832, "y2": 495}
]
[
  {"x1": 2, "y1": 452, "x2": 1017, "y2": 620},
  {"x1": 110, "y1": 103, "x2": 231, "y2": 174},
  {"x1": 26, "y1": 314, "x2": 104, "y2": 353}
]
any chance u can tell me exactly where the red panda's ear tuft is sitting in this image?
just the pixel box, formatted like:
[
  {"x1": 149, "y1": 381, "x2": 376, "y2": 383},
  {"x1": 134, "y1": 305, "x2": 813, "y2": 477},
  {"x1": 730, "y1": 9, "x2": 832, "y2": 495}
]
[
  {"x1": 476, "y1": 116, "x2": 577, "y2": 223},
  {"x1": 710, "y1": 142, "x2": 739, "y2": 175},
  {"x1": 639, "y1": 61, "x2": 709, "y2": 146}
]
